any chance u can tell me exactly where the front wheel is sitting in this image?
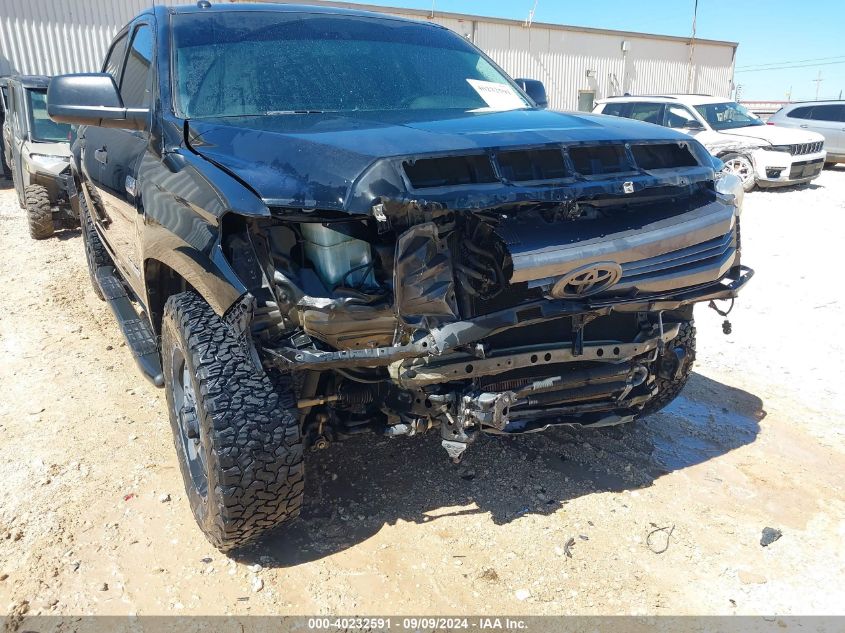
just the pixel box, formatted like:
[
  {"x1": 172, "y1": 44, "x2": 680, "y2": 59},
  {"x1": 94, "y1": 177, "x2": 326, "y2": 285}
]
[
  {"x1": 162, "y1": 291, "x2": 304, "y2": 552},
  {"x1": 25, "y1": 184, "x2": 54, "y2": 239},
  {"x1": 721, "y1": 153, "x2": 756, "y2": 192}
]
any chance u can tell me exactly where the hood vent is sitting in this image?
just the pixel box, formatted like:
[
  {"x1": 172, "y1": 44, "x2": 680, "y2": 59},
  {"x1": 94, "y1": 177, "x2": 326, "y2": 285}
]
[
  {"x1": 404, "y1": 155, "x2": 496, "y2": 189},
  {"x1": 403, "y1": 142, "x2": 703, "y2": 189},
  {"x1": 497, "y1": 148, "x2": 568, "y2": 182},
  {"x1": 569, "y1": 144, "x2": 631, "y2": 176},
  {"x1": 631, "y1": 143, "x2": 698, "y2": 170}
]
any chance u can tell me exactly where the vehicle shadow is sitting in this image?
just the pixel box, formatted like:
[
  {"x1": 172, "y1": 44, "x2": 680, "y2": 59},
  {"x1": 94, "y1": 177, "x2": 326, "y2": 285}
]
[
  {"x1": 754, "y1": 181, "x2": 822, "y2": 194},
  {"x1": 55, "y1": 227, "x2": 81, "y2": 241},
  {"x1": 238, "y1": 372, "x2": 765, "y2": 567}
]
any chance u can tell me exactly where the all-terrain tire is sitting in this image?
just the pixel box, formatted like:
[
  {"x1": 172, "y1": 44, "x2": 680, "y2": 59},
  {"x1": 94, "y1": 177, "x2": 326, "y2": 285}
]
[
  {"x1": 25, "y1": 184, "x2": 54, "y2": 239},
  {"x1": 720, "y1": 153, "x2": 756, "y2": 192},
  {"x1": 162, "y1": 291, "x2": 304, "y2": 552},
  {"x1": 639, "y1": 320, "x2": 696, "y2": 416},
  {"x1": 79, "y1": 194, "x2": 112, "y2": 300}
]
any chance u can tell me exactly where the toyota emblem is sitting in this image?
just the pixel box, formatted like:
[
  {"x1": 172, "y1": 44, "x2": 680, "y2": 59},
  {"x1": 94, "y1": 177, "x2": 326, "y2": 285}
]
[{"x1": 551, "y1": 262, "x2": 623, "y2": 298}]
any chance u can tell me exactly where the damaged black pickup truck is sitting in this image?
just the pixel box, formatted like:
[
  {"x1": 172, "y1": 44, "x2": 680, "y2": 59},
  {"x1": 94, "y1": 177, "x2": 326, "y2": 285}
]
[{"x1": 48, "y1": 3, "x2": 752, "y2": 550}]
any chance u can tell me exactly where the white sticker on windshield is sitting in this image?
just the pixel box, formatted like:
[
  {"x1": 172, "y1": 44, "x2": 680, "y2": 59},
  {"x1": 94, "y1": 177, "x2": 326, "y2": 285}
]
[{"x1": 466, "y1": 79, "x2": 526, "y2": 112}]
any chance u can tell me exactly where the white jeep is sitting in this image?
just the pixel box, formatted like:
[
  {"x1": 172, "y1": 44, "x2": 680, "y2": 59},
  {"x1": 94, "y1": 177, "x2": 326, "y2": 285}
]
[{"x1": 594, "y1": 95, "x2": 826, "y2": 191}]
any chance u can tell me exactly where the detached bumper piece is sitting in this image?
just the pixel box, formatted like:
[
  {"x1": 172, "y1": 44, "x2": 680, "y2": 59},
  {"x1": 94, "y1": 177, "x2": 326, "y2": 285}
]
[{"x1": 95, "y1": 266, "x2": 164, "y2": 387}]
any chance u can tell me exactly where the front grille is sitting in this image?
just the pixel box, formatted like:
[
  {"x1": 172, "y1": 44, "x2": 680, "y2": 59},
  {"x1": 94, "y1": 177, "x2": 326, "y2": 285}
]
[
  {"x1": 788, "y1": 141, "x2": 823, "y2": 155},
  {"x1": 618, "y1": 231, "x2": 735, "y2": 288}
]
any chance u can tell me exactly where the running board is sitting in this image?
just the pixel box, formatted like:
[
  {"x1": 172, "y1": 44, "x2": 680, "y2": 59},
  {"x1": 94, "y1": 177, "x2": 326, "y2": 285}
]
[{"x1": 95, "y1": 266, "x2": 164, "y2": 388}]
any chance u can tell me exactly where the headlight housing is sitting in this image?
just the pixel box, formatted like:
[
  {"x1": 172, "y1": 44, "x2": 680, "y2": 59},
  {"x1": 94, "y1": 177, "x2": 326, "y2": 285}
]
[
  {"x1": 767, "y1": 144, "x2": 793, "y2": 154},
  {"x1": 714, "y1": 170, "x2": 744, "y2": 216},
  {"x1": 27, "y1": 153, "x2": 70, "y2": 174}
]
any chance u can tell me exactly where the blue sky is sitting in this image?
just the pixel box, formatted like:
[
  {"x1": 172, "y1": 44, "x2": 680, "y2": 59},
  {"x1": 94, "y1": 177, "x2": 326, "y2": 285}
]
[{"x1": 342, "y1": 0, "x2": 845, "y2": 101}]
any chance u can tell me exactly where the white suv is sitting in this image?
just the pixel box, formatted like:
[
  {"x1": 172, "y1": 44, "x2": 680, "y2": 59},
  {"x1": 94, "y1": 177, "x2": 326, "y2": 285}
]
[
  {"x1": 593, "y1": 95, "x2": 826, "y2": 191},
  {"x1": 767, "y1": 101, "x2": 845, "y2": 167}
]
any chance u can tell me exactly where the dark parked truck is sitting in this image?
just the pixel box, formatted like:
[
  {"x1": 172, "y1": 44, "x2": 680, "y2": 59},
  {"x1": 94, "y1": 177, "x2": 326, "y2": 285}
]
[{"x1": 48, "y1": 3, "x2": 752, "y2": 551}]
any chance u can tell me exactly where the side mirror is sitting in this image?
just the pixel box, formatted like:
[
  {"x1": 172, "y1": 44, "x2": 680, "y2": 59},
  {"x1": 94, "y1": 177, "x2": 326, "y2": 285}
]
[
  {"x1": 47, "y1": 73, "x2": 148, "y2": 131},
  {"x1": 683, "y1": 119, "x2": 705, "y2": 131},
  {"x1": 514, "y1": 78, "x2": 549, "y2": 110}
]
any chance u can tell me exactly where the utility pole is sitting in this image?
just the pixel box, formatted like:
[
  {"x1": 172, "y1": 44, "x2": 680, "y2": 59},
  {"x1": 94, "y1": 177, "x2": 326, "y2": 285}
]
[
  {"x1": 687, "y1": 0, "x2": 699, "y2": 93},
  {"x1": 812, "y1": 71, "x2": 823, "y2": 100},
  {"x1": 525, "y1": 0, "x2": 538, "y2": 28}
]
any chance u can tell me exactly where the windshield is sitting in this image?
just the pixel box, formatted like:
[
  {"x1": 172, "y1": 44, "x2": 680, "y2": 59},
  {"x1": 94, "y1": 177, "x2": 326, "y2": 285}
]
[
  {"x1": 172, "y1": 12, "x2": 530, "y2": 118},
  {"x1": 694, "y1": 102, "x2": 763, "y2": 131},
  {"x1": 27, "y1": 89, "x2": 72, "y2": 142}
]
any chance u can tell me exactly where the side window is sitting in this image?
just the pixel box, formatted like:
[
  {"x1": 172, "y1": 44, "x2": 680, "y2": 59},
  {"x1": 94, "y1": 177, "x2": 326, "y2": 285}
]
[
  {"x1": 787, "y1": 106, "x2": 813, "y2": 119},
  {"x1": 103, "y1": 33, "x2": 128, "y2": 84},
  {"x1": 601, "y1": 102, "x2": 627, "y2": 117},
  {"x1": 120, "y1": 24, "x2": 153, "y2": 109},
  {"x1": 629, "y1": 102, "x2": 664, "y2": 125},
  {"x1": 807, "y1": 105, "x2": 842, "y2": 122},
  {"x1": 664, "y1": 105, "x2": 698, "y2": 129}
]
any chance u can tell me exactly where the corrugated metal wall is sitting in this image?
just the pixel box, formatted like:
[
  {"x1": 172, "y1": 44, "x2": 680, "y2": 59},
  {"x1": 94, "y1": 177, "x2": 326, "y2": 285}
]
[
  {"x1": 0, "y1": 0, "x2": 736, "y2": 111},
  {"x1": 0, "y1": 0, "x2": 179, "y2": 77},
  {"x1": 408, "y1": 15, "x2": 735, "y2": 110}
]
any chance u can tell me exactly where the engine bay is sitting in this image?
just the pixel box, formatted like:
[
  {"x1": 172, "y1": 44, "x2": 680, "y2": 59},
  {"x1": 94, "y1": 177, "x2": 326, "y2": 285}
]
[{"x1": 219, "y1": 167, "x2": 749, "y2": 460}]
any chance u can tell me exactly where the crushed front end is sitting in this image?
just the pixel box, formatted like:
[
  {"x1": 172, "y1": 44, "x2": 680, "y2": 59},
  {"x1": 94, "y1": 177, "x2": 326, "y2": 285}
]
[{"x1": 228, "y1": 138, "x2": 752, "y2": 461}]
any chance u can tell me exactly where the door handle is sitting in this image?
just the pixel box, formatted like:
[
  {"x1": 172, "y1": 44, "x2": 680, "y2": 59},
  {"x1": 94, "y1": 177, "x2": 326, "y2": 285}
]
[
  {"x1": 94, "y1": 147, "x2": 108, "y2": 164},
  {"x1": 800, "y1": 124, "x2": 808, "y2": 128}
]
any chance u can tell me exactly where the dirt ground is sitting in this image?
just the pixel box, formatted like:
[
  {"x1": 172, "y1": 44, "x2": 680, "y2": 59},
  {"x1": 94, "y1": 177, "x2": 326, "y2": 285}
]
[{"x1": 1, "y1": 168, "x2": 844, "y2": 618}]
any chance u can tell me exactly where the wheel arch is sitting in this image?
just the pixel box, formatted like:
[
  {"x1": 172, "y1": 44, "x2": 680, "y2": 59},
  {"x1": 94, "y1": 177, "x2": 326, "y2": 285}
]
[{"x1": 143, "y1": 250, "x2": 245, "y2": 337}]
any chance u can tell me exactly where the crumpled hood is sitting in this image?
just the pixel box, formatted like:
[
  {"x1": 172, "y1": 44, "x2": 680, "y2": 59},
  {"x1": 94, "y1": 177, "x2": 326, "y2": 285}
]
[
  {"x1": 718, "y1": 124, "x2": 825, "y2": 146},
  {"x1": 187, "y1": 108, "x2": 711, "y2": 213}
]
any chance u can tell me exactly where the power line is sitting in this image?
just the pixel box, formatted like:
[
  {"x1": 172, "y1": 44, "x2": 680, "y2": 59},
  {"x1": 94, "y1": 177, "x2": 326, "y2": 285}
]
[
  {"x1": 736, "y1": 60, "x2": 845, "y2": 74},
  {"x1": 736, "y1": 55, "x2": 845, "y2": 70}
]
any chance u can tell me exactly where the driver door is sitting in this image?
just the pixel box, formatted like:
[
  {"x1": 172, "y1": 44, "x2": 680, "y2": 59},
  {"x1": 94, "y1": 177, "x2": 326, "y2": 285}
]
[{"x1": 84, "y1": 22, "x2": 153, "y2": 295}]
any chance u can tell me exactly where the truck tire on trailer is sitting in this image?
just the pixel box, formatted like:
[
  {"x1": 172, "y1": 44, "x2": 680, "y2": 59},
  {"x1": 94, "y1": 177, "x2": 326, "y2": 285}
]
[{"x1": 161, "y1": 291, "x2": 305, "y2": 551}]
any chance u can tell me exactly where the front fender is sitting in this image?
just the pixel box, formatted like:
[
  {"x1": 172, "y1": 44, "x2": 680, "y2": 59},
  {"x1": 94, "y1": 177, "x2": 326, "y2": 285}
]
[{"x1": 138, "y1": 147, "x2": 267, "y2": 317}]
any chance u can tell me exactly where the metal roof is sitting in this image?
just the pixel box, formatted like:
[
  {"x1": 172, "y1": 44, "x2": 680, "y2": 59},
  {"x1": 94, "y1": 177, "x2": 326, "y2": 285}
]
[
  {"x1": 168, "y1": 1, "x2": 413, "y2": 20},
  {"x1": 265, "y1": 0, "x2": 738, "y2": 48}
]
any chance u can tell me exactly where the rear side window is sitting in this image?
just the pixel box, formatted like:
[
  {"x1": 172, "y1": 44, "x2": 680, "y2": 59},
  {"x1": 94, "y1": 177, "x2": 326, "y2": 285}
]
[
  {"x1": 629, "y1": 102, "x2": 664, "y2": 125},
  {"x1": 120, "y1": 24, "x2": 153, "y2": 109},
  {"x1": 103, "y1": 33, "x2": 128, "y2": 83},
  {"x1": 600, "y1": 102, "x2": 627, "y2": 117},
  {"x1": 807, "y1": 104, "x2": 845, "y2": 122},
  {"x1": 787, "y1": 106, "x2": 814, "y2": 119}
]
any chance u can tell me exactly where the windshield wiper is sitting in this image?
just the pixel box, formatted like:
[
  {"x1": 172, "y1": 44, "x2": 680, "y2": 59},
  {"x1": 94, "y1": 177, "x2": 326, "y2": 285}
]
[{"x1": 263, "y1": 109, "x2": 327, "y2": 115}]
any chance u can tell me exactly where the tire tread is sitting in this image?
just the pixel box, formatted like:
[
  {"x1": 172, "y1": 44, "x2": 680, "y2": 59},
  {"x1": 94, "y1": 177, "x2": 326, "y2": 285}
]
[
  {"x1": 163, "y1": 291, "x2": 303, "y2": 552},
  {"x1": 25, "y1": 184, "x2": 53, "y2": 239}
]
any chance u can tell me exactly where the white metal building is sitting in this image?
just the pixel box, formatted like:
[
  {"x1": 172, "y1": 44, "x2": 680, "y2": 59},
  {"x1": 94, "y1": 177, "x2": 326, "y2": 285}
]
[{"x1": 0, "y1": 0, "x2": 737, "y2": 111}]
